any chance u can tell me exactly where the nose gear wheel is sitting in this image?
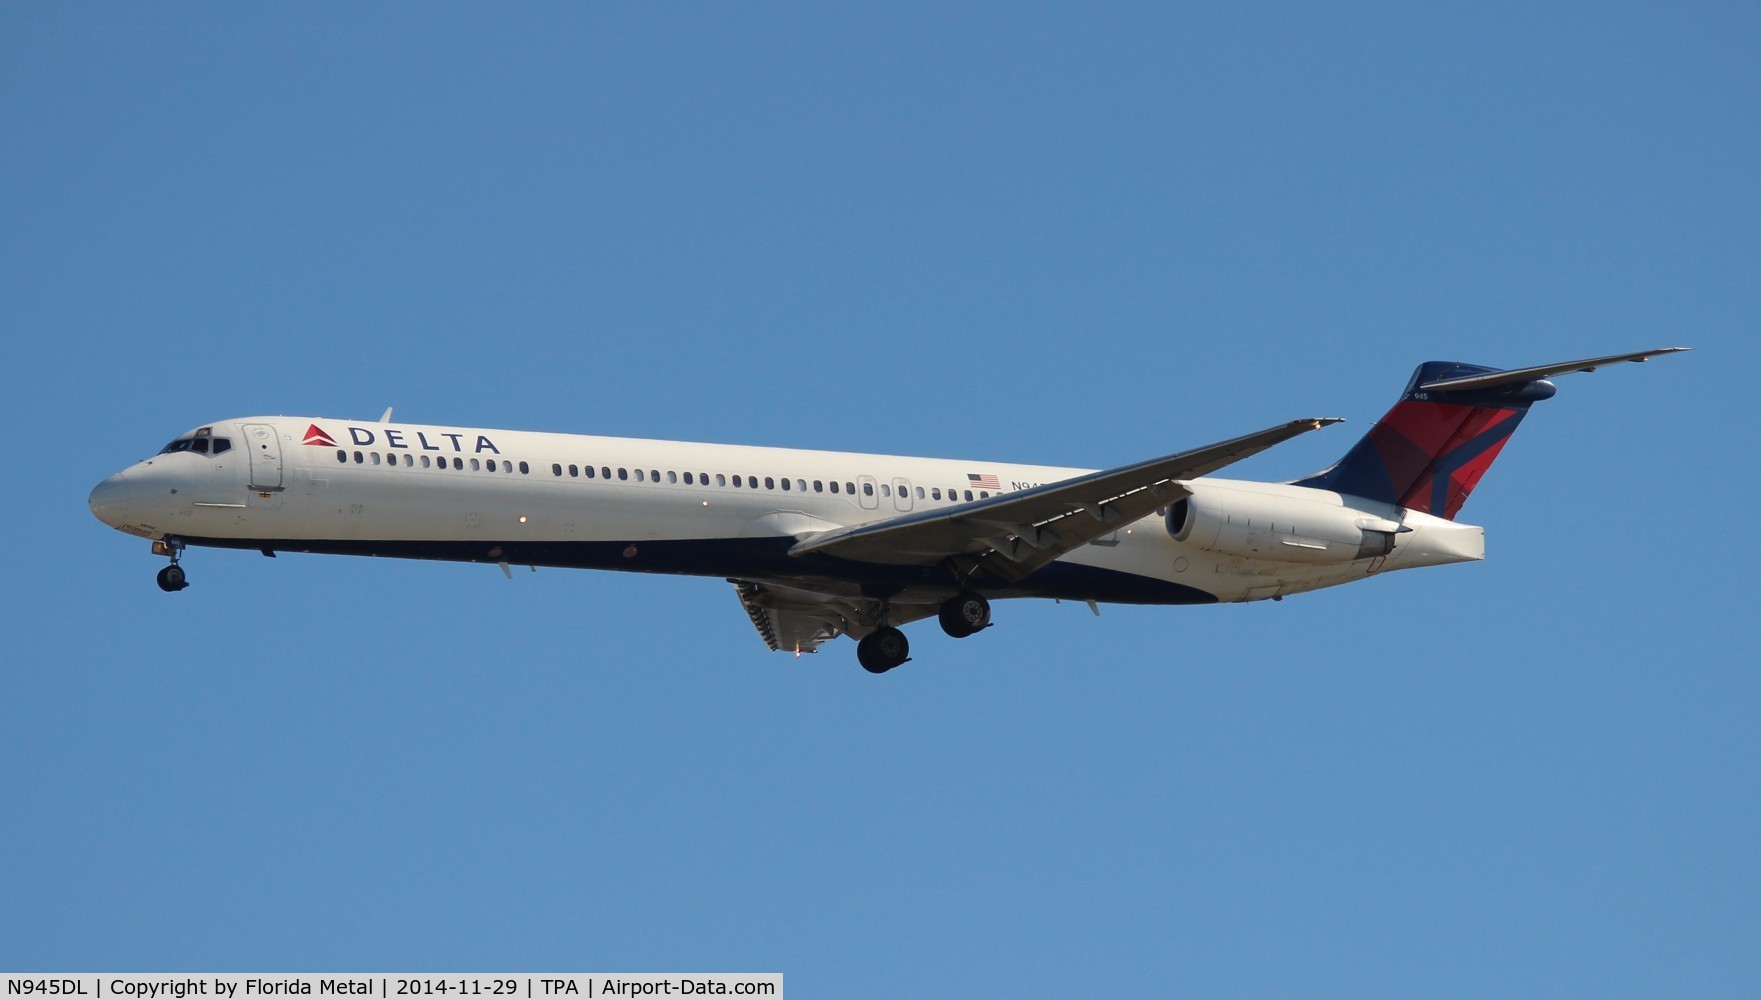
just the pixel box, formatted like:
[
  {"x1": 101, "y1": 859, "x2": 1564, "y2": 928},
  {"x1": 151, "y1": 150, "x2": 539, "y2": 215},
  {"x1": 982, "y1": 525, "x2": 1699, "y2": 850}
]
[{"x1": 155, "y1": 538, "x2": 189, "y2": 592}]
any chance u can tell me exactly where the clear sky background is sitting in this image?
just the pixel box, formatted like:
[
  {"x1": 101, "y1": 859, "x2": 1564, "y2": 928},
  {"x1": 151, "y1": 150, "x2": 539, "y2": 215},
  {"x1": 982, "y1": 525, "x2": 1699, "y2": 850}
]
[{"x1": 3, "y1": 3, "x2": 1756, "y2": 995}]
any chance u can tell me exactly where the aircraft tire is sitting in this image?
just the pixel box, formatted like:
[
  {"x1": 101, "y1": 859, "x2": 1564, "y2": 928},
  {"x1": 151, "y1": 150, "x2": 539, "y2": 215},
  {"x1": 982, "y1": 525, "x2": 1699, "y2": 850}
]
[
  {"x1": 156, "y1": 565, "x2": 187, "y2": 592},
  {"x1": 938, "y1": 593, "x2": 990, "y2": 638},
  {"x1": 857, "y1": 627, "x2": 909, "y2": 673}
]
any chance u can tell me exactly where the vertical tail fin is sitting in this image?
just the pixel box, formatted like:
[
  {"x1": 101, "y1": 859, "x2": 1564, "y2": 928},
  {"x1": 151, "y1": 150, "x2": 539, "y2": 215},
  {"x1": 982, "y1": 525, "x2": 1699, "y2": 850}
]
[
  {"x1": 1296, "y1": 349, "x2": 1686, "y2": 519},
  {"x1": 1294, "y1": 361, "x2": 1554, "y2": 519}
]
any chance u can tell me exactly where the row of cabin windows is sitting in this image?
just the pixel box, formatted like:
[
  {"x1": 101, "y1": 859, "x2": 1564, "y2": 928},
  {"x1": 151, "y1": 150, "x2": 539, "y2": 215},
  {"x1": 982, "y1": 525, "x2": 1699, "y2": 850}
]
[
  {"x1": 337, "y1": 450, "x2": 530, "y2": 475},
  {"x1": 329, "y1": 446, "x2": 994, "y2": 502},
  {"x1": 546, "y1": 462, "x2": 993, "y2": 502}
]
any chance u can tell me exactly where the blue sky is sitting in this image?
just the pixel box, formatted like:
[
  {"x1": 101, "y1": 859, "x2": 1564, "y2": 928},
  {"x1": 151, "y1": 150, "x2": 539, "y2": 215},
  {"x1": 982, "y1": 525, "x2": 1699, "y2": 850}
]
[{"x1": 3, "y1": 3, "x2": 1756, "y2": 995}]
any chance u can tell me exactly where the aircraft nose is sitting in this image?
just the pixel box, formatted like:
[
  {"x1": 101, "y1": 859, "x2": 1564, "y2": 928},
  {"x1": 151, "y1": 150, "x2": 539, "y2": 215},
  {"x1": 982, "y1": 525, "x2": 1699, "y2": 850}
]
[{"x1": 88, "y1": 472, "x2": 136, "y2": 528}]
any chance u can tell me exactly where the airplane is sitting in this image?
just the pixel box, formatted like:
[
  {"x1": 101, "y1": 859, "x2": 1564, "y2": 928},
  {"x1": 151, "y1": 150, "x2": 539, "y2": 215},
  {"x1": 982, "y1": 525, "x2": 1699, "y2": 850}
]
[{"x1": 89, "y1": 348, "x2": 1687, "y2": 673}]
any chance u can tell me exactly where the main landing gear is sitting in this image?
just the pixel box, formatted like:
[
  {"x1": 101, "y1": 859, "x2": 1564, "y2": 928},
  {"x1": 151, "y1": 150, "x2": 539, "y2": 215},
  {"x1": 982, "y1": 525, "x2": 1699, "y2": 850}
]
[
  {"x1": 857, "y1": 627, "x2": 910, "y2": 674},
  {"x1": 938, "y1": 592, "x2": 991, "y2": 639},
  {"x1": 856, "y1": 593, "x2": 992, "y2": 674},
  {"x1": 154, "y1": 538, "x2": 189, "y2": 592}
]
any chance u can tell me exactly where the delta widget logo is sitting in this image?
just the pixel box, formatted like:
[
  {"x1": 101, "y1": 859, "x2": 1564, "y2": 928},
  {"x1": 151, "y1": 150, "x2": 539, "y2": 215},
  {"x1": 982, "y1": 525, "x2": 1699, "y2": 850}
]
[{"x1": 303, "y1": 424, "x2": 338, "y2": 447}]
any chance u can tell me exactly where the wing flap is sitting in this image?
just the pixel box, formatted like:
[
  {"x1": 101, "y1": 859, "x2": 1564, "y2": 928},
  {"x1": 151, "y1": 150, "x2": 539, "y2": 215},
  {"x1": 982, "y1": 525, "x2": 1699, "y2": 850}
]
[
  {"x1": 791, "y1": 417, "x2": 1341, "y2": 581},
  {"x1": 732, "y1": 581, "x2": 844, "y2": 654},
  {"x1": 731, "y1": 579, "x2": 942, "y2": 654}
]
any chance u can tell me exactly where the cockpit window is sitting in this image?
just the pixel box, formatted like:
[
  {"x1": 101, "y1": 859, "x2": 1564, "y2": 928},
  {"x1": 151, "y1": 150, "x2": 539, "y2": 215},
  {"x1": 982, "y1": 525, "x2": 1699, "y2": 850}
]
[{"x1": 158, "y1": 435, "x2": 233, "y2": 457}]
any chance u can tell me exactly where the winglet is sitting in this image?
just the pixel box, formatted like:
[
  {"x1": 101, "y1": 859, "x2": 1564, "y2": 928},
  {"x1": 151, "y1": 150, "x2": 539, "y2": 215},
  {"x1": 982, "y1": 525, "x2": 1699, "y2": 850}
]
[{"x1": 380, "y1": 407, "x2": 395, "y2": 422}]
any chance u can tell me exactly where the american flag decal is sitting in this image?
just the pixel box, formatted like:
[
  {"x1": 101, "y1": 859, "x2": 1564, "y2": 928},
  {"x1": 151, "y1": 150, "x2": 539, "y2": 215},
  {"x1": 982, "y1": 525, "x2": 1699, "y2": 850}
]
[{"x1": 967, "y1": 472, "x2": 1000, "y2": 490}]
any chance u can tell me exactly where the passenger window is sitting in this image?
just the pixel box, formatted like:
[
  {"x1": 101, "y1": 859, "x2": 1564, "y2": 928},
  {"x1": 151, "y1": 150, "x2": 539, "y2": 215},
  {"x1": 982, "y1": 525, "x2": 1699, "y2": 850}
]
[
  {"x1": 618, "y1": 468, "x2": 628, "y2": 481},
  {"x1": 469, "y1": 458, "x2": 480, "y2": 471},
  {"x1": 830, "y1": 481, "x2": 840, "y2": 494},
  {"x1": 764, "y1": 477, "x2": 775, "y2": 490},
  {"x1": 716, "y1": 474, "x2": 726, "y2": 486},
  {"x1": 487, "y1": 459, "x2": 498, "y2": 472},
  {"x1": 371, "y1": 453, "x2": 381, "y2": 466},
  {"x1": 846, "y1": 482, "x2": 855, "y2": 494},
  {"x1": 453, "y1": 457, "x2": 463, "y2": 470},
  {"x1": 683, "y1": 472, "x2": 693, "y2": 485},
  {"x1": 601, "y1": 467, "x2": 610, "y2": 479},
  {"x1": 964, "y1": 490, "x2": 973, "y2": 501},
  {"x1": 212, "y1": 439, "x2": 232, "y2": 454},
  {"x1": 880, "y1": 484, "x2": 890, "y2": 497},
  {"x1": 747, "y1": 476, "x2": 758, "y2": 488},
  {"x1": 980, "y1": 491, "x2": 990, "y2": 499},
  {"x1": 635, "y1": 469, "x2": 645, "y2": 482},
  {"x1": 862, "y1": 483, "x2": 874, "y2": 497},
  {"x1": 813, "y1": 480, "x2": 823, "y2": 493},
  {"x1": 667, "y1": 471, "x2": 678, "y2": 484},
  {"x1": 337, "y1": 450, "x2": 347, "y2": 464},
  {"x1": 796, "y1": 479, "x2": 806, "y2": 492},
  {"x1": 405, "y1": 454, "x2": 414, "y2": 467},
  {"x1": 931, "y1": 488, "x2": 941, "y2": 500},
  {"x1": 780, "y1": 478, "x2": 790, "y2": 491},
  {"x1": 915, "y1": 486, "x2": 925, "y2": 499},
  {"x1": 421, "y1": 455, "x2": 431, "y2": 468}
]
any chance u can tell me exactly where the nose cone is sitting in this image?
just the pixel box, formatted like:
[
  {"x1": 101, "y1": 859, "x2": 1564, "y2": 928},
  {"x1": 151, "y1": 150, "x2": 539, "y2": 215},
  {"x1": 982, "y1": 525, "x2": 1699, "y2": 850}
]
[{"x1": 89, "y1": 472, "x2": 136, "y2": 529}]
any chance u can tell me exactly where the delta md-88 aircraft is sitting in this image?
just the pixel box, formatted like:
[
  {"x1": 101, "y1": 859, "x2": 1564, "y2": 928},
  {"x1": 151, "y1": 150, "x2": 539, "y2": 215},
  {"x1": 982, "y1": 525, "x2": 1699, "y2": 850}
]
[{"x1": 90, "y1": 349, "x2": 1685, "y2": 673}]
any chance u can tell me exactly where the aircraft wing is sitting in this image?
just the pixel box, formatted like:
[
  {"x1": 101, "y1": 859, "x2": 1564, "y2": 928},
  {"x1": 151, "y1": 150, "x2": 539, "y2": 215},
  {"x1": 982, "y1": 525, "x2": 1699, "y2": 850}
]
[
  {"x1": 789, "y1": 417, "x2": 1342, "y2": 584},
  {"x1": 731, "y1": 579, "x2": 937, "y2": 653}
]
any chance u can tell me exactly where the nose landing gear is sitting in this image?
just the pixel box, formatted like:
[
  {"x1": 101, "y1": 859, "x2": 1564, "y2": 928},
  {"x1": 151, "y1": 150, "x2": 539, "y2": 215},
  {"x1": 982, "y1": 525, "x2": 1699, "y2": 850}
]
[{"x1": 153, "y1": 538, "x2": 189, "y2": 592}]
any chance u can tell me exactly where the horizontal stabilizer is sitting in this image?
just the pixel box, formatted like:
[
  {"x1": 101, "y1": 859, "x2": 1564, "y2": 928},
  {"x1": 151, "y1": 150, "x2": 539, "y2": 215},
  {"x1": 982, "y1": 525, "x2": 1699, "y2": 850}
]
[{"x1": 1419, "y1": 347, "x2": 1690, "y2": 392}]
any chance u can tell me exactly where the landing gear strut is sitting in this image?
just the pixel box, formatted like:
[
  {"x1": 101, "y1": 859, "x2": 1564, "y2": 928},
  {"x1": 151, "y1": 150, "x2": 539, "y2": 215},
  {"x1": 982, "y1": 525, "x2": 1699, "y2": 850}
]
[
  {"x1": 154, "y1": 538, "x2": 189, "y2": 592},
  {"x1": 938, "y1": 592, "x2": 991, "y2": 638},
  {"x1": 857, "y1": 626, "x2": 910, "y2": 674}
]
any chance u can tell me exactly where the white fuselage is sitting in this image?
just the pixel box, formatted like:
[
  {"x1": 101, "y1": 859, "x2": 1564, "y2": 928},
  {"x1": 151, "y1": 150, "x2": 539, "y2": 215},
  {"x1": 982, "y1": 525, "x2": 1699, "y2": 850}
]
[{"x1": 89, "y1": 416, "x2": 1484, "y2": 606}]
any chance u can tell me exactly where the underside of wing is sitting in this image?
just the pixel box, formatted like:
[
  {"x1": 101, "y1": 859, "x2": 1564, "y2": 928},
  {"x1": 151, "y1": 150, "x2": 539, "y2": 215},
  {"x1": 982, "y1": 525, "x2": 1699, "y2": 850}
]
[{"x1": 789, "y1": 417, "x2": 1341, "y2": 584}]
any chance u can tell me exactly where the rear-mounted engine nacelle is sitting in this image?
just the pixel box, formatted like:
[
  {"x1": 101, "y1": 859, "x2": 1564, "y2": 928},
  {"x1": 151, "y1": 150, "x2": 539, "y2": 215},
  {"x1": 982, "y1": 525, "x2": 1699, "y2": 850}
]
[{"x1": 1165, "y1": 486, "x2": 1399, "y2": 564}]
